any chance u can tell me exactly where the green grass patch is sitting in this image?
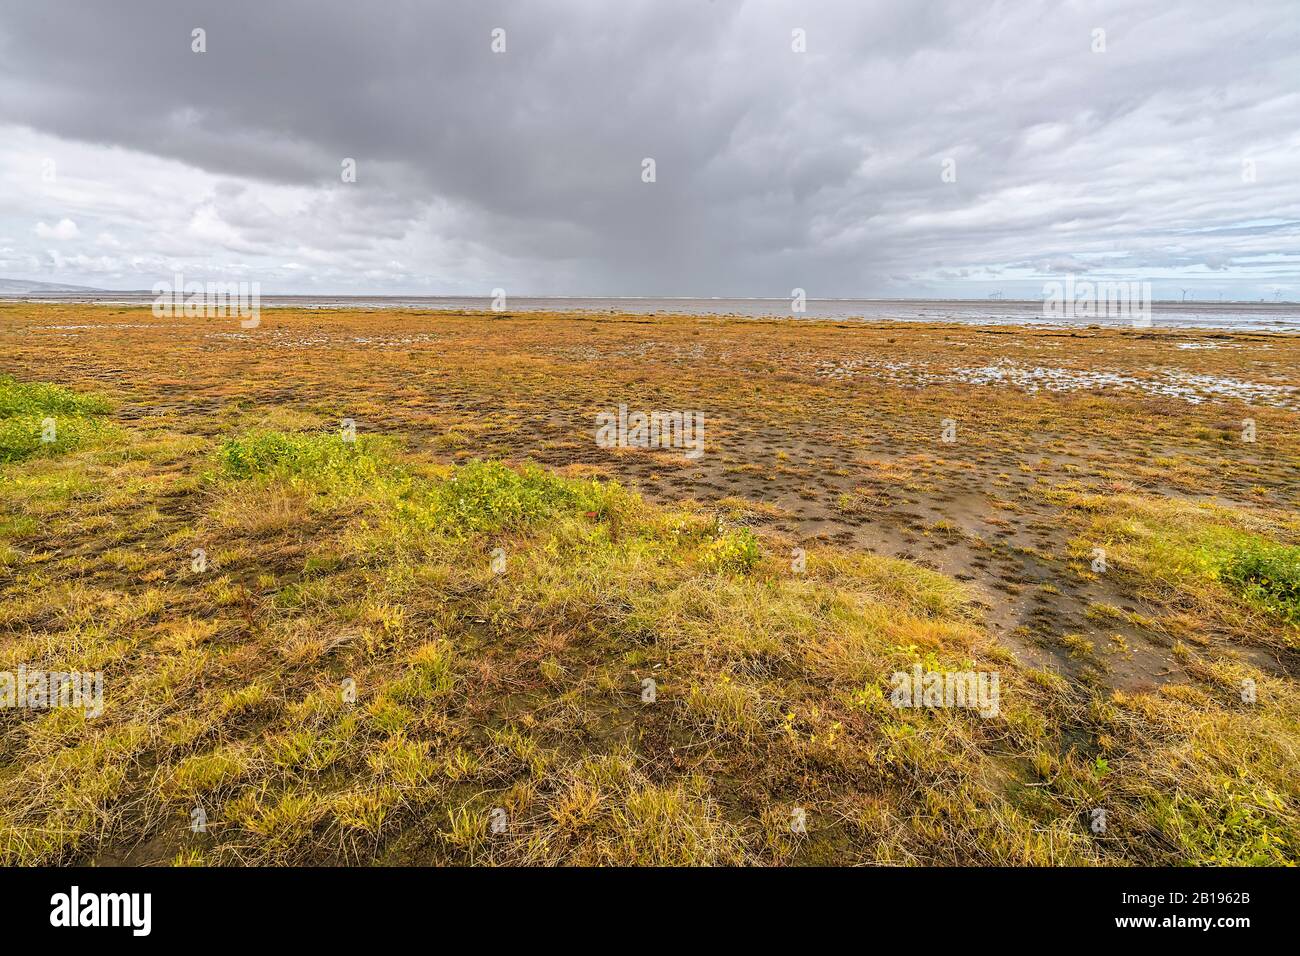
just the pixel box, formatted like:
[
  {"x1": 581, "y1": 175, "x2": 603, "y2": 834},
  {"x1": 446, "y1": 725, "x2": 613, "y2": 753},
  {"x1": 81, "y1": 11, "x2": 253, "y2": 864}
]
[
  {"x1": 0, "y1": 416, "x2": 110, "y2": 465},
  {"x1": 408, "y1": 459, "x2": 630, "y2": 536},
  {"x1": 1057, "y1": 489, "x2": 1299, "y2": 636},
  {"x1": 0, "y1": 376, "x2": 113, "y2": 464},
  {"x1": 0, "y1": 376, "x2": 111, "y2": 419},
  {"x1": 215, "y1": 430, "x2": 392, "y2": 488}
]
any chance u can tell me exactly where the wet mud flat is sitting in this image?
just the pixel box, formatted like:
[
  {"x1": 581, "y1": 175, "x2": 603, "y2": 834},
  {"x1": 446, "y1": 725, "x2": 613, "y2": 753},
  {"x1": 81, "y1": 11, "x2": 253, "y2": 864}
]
[{"x1": 4, "y1": 303, "x2": 1296, "y2": 692}]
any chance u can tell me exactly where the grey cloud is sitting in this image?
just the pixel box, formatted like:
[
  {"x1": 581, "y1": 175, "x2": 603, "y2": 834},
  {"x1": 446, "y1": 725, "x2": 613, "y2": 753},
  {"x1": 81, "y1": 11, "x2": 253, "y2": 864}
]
[{"x1": 0, "y1": 0, "x2": 1297, "y2": 296}]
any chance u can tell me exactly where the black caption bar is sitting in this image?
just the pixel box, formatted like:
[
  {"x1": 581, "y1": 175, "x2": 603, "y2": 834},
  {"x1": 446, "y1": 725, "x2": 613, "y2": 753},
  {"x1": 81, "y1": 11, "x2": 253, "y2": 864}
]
[{"x1": 0, "y1": 866, "x2": 1275, "y2": 942}]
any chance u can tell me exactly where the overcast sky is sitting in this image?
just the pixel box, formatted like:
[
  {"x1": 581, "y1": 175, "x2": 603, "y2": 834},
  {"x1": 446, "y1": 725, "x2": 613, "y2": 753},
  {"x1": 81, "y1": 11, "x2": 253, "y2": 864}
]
[{"x1": 0, "y1": 0, "x2": 1297, "y2": 299}]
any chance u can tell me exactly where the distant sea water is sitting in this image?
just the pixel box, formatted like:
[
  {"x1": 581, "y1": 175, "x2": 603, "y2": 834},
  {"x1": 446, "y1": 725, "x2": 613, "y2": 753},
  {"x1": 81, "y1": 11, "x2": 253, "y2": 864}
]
[{"x1": 5, "y1": 293, "x2": 1299, "y2": 332}]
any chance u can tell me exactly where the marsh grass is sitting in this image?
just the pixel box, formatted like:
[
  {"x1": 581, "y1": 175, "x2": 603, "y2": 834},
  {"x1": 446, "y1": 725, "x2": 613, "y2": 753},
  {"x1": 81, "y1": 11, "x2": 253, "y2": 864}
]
[
  {"x1": 1051, "y1": 488, "x2": 1300, "y2": 646},
  {"x1": 1, "y1": 361, "x2": 1297, "y2": 866}
]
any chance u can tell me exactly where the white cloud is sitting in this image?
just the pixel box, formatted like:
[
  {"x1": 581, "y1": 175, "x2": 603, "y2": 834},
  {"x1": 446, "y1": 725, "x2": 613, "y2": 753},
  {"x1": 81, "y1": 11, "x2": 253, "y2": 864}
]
[{"x1": 34, "y1": 217, "x2": 79, "y2": 240}]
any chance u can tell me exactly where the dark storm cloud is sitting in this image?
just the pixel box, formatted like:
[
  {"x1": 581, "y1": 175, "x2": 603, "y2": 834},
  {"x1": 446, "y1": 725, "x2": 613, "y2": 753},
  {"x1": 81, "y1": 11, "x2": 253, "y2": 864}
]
[{"x1": 0, "y1": 0, "x2": 1297, "y2": 295}]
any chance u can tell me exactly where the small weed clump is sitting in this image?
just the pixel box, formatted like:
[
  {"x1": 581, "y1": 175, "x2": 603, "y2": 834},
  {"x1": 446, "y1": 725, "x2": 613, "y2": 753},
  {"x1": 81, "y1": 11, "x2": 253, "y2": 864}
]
[
  {"x1": 699, "y1": 527, "x2": 761, "y2": 573},
  {"x1": 1220, "y1": 541, "x2": 1300, "y2": 624}
]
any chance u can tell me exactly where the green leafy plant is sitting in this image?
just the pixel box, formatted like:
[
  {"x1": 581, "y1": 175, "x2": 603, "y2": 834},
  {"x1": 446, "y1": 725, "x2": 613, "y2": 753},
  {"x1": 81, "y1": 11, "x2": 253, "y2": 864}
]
[
  {"x1": 699, "y1": 527, "x2": 761, "y2": 574},
  {"x1": 1220, "y1": 541, "x2": 1300, "y2": 624}
]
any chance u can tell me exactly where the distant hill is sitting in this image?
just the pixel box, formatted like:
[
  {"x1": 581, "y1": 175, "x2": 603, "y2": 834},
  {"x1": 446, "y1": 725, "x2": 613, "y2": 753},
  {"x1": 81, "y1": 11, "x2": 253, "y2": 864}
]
[{"x1": 0, "y1": 278, "x2": 108, "y2": 294}]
